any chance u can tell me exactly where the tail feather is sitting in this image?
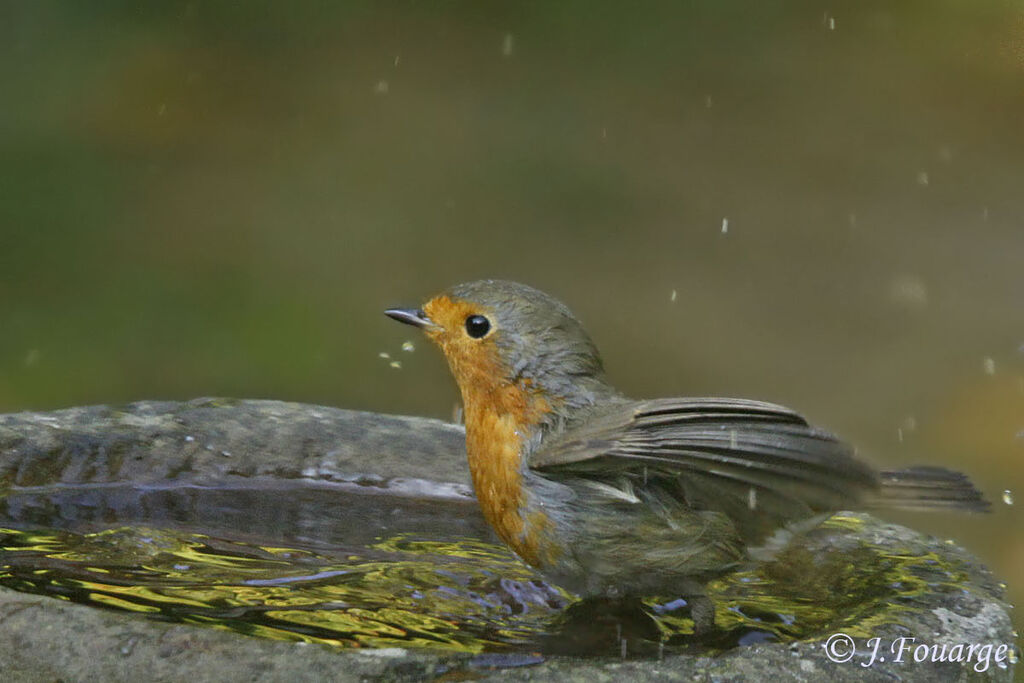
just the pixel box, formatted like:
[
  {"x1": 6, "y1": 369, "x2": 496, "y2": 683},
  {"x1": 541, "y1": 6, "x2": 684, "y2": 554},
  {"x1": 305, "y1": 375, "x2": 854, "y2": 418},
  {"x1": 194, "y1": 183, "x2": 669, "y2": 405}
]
[{"x1": 869, "y1": 466, "x2": 990, "y2": 513}]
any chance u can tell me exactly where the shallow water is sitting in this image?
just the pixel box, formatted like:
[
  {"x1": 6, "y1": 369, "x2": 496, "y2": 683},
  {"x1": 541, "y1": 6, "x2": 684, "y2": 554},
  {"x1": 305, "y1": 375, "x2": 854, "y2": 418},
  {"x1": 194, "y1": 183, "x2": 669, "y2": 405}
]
[{"x1": 0, "y1": 485, "x2": 981, "y2": 657}]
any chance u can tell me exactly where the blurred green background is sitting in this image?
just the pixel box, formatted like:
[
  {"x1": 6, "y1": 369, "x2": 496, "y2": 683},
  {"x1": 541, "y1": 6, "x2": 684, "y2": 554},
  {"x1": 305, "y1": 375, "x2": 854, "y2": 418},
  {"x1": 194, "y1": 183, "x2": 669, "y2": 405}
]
[{"x1": 2, "y1": 0, "x2": 1022, "y2": 640}]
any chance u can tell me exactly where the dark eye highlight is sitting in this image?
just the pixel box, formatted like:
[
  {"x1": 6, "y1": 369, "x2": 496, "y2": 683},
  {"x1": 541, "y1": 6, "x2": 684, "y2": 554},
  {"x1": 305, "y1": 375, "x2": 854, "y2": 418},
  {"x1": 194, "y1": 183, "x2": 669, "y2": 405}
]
[{"x1": 465, "y1": 315, "x2": 491, "y2": 338}]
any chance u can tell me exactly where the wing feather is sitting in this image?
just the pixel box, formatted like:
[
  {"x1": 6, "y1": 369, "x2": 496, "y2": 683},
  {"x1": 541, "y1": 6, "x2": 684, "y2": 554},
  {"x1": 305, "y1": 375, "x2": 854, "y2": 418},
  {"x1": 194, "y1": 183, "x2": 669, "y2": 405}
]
[{"x1": 532, "y1": 397, "x2": 879, "y2": 524}]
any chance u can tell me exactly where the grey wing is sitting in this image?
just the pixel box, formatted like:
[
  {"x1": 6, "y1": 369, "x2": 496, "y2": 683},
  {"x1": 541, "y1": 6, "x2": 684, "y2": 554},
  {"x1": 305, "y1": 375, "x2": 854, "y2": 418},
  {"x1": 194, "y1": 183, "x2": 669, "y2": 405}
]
[{"x1": 531, "y1": 397, "x2": 880, "y2": 542}]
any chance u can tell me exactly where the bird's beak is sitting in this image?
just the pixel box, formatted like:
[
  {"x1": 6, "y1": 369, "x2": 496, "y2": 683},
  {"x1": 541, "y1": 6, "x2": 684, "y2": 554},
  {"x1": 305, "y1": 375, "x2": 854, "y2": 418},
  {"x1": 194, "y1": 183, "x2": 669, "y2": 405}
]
[{"x1": 384, "y1": 308, "x2": 436, "y2": 330}]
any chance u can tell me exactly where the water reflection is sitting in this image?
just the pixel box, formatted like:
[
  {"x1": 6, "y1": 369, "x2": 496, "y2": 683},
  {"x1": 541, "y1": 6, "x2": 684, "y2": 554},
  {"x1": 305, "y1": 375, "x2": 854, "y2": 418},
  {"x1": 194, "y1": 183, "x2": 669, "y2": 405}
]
[{"x1": 0, "y1": 484, "x2": 983, "y2": 656}]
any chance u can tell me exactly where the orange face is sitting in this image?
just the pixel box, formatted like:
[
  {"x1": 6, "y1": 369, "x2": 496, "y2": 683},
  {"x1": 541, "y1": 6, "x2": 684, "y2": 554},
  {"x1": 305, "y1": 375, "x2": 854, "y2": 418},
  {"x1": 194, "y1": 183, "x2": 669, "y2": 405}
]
[
  {"x1": 419, "y1": 295, "x2": 508, "y2": 395},
  {"x1": 387, "y1": 280, "x2": 607, "y2": 418}
]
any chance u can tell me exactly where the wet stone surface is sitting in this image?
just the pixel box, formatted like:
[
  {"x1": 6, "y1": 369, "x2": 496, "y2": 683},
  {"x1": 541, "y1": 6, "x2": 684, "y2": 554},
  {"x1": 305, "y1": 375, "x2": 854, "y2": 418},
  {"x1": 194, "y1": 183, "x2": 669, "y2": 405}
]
[{"x1": 0, "y1": 399, "x2": 1017, "y2": 681}]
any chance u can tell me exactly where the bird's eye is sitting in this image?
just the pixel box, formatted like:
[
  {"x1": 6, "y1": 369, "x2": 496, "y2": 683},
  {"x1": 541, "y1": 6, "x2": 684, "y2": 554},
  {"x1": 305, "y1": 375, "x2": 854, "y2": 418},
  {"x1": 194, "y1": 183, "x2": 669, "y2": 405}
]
[{"x1": 465, "y1": 315, "x2": 491, "y2": 338}]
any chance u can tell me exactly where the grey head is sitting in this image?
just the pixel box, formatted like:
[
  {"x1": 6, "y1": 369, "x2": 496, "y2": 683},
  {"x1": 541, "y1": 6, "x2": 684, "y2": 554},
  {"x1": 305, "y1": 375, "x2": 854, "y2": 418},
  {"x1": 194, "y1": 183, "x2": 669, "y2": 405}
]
[{"x1": 445, "y1": 280, "x2": 619, "y2": 410}]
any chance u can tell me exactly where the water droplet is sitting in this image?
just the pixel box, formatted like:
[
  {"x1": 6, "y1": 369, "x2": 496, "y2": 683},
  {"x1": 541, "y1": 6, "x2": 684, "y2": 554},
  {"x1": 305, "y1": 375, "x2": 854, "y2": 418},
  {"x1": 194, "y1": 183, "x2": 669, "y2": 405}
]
[
  {"x1": 889, "y1": 275, "x2": 928, "y2": 309},
  {"x1": 401, "y1": 341, "x2": 415, "y2": 352},
  {"x1": 389, "y1": 360, "x2": 402, "y2": 369},
  {"x1": 119, "y1": 637, "x2": 138, "y2": 656},
  {"x1": 1003, "y1": 490, "x2": 1014, "y2": 505}
]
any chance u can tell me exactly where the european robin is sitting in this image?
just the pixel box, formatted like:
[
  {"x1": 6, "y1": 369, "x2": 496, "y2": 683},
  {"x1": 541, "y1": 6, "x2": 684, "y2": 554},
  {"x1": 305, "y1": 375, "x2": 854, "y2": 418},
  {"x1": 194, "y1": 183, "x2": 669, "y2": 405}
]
[{"x1": 386, "y1": 280, "x2": 988, "y2": 634}]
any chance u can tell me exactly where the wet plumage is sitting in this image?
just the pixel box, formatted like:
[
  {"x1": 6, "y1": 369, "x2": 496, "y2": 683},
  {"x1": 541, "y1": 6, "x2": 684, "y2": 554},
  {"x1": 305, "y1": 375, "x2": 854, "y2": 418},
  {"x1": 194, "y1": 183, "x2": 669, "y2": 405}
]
[{"x1": 386, "y1": 279, "x2": 988, "y2": 631}]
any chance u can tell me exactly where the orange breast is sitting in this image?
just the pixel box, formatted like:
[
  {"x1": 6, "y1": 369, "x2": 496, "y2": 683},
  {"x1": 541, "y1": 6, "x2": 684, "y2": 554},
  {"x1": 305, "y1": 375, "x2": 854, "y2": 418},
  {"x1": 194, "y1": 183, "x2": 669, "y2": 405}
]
[{"x1": 462, "y1": 385, "x2": 558, "y2": 568}]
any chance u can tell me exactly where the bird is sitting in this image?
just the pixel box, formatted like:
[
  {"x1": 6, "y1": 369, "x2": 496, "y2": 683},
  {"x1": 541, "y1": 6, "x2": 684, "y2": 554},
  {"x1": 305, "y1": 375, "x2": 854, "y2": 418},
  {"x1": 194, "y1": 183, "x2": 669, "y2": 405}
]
[{"x1": 385, "y1": 279, "x2": 989, "y2": 634}]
